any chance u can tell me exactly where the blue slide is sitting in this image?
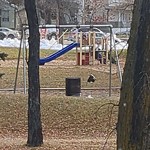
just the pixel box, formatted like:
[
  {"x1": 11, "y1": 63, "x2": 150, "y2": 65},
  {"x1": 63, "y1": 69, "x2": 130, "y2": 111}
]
[{"x1": 39, "y1": 42, "x2": 79, "y2": 65}]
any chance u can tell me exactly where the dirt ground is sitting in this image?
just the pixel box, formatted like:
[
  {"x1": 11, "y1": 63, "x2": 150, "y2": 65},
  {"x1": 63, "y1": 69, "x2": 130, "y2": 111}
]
[{"x1": 0, "y1": 136, "x2": 116, "y2": 150}]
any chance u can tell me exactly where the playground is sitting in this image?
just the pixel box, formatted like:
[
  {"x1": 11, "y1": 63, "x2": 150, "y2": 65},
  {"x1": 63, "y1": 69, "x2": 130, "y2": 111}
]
[
  {"x1": 0, "y1": 46, "x2": 125, "y2": 97},
  {"x1": 11, "y1": 24, "x2": 125, "y2": 96},
  {"x1": 0, "y1": 24, "x2": 127, "y2": 149}
]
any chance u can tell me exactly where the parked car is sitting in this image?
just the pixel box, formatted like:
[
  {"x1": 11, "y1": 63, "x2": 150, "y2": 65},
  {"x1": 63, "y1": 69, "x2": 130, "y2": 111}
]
[
  {"x1": 39, "y1": 25, "x2": 59, "y2": 40},
  {"x1": 67, "y1": 27, "x2": 106, "y2": 41},
  {"x1": 0, "y1": 31, "x2": 7, "y2": 40},
  {"x1": 0, "y1": 27, "x2": 20, "y2": 39},
  {"x1": 115, "y1": 30, "x2": 130, "y2": 36},
  {"x1": 22, "y1": 25, "x2": 59, "y2": 40},
  {"x1": 46, "y1": 28, "x2": 58, "y2": 40}
]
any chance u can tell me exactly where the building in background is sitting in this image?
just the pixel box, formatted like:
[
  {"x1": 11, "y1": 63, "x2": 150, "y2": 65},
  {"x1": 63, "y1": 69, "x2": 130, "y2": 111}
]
[
  {"x1": 0, "y1": 0, "x2": 134, "y2": 30},
  {"x1": 83, "y1": 0, "x2": 133, "y2": 28},
  {"x1": 106, "y1": 0, "x2": 133, "y2": 28},
  {"x1": 0, "y1": 1, "x2": 16, "y2": 29}
]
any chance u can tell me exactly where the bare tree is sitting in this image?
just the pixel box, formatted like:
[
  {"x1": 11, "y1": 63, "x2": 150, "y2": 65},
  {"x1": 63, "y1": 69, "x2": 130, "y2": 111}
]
[
  {"x1": 82, "y1": 0, "x2": 134, "y2": 25},
  {"x1": 36, "y1": 0, "x2": 79, "y2": 25},
  {"x1": 83, "y1": 0, "x2": 107, "y2": 23},
  {"x1": 117, "y1": 0, "x2": 150, "y2": 149},
  {"x1": 24, "y1": 0, "x2": 43, "y2": 147}
]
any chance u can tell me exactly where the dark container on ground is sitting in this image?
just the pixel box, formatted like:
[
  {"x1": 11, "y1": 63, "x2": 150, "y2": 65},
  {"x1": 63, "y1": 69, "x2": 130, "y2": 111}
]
[{"x1": 65, "y1": 78, "x2": 81, "y2": 96}]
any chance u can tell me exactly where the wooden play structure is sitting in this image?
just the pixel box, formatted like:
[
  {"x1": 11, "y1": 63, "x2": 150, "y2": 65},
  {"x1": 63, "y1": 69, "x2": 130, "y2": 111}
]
[{"x1": 74, "y1": 31, "x2": 109, "y2": 66}]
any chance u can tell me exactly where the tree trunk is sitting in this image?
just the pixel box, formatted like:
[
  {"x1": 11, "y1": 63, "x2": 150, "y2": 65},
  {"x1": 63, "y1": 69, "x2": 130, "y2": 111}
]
[
  {"x1": 56, "y1": 0, "x2": 66, "y2": 44},
  {"x1": 24, "y1": 0, "x2": 43, "y2": 147},
  {"x1": 117, "y1": 0, "x2": 150, "y2": 149}
]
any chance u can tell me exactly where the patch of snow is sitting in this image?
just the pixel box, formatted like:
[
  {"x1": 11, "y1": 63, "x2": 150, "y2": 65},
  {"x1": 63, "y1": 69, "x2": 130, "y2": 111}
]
[{"x1": 0, "y1": 37, "x2": 128, "y2": 51}]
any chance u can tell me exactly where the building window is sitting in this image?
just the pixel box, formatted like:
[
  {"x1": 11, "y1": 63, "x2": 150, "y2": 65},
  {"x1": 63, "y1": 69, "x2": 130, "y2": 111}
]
[
  {"x1": 2, "y1": 18, "x2": 9, "y2": 22},
  {"x1": 122, "y1": 13, "x2": 125, "y2": 21},
  {"x1": 129, "y1": 13, "x2": 131, "y2": 21},
  {"x1": 2, "y1": 10, "x2": 9, "y2": 22}
]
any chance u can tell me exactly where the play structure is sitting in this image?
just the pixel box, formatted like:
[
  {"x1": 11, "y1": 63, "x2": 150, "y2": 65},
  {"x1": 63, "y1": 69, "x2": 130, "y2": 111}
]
[
  {"x1": 39, "y1": 28, "x2": 109, "y2": 66},
  {"x1": 14, "y1": 24, "x2": 122, "y2": 96},
  {"x1": 39, "y1": 42, "x2": 79, "y2": 65},
  {"x1": 74, "y1": 31, "x2": 109, "y2": 66}
]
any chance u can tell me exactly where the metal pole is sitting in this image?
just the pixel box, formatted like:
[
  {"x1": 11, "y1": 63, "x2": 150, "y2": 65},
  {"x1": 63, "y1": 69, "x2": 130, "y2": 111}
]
[
  {"x1": 82, "y1": 0, "x2": 85, "y2": 24},
  {"x1": 109, "y1": 26, "x2": 113, "y2": 97},
  {"x1": 23, "y1": 24, "x2": 113, "y2": 30},
  {"x1": 14, "y1": 30, "x2": 23, "y2": 93},
  {"x1": 80, "y1": 32, "x2": 83, "y2": 65},
  {"x1": 112, "y1": 34, "x2": 122, "y2": 83},
  {"x1": 1, "y1": 86, "x2": 121, "y2": 92},
  {"x1": 22, "y1": 29, "x2": 27, "y2": 94}
]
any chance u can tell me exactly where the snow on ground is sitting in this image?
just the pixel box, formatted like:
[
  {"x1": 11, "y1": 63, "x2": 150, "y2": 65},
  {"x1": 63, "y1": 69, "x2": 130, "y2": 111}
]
[
  {"x1": 0, "y1": 38, "x2": 21, "y2": 48},
  {"x1": 0, "y1": 37, "x2": 63, "y2": 50},
  {"x1": 40, "y1": 38, "x2": 62, "y2": 50},
  {"x1": 0, "y1": 36, "x2": 128, "y2": 51}
]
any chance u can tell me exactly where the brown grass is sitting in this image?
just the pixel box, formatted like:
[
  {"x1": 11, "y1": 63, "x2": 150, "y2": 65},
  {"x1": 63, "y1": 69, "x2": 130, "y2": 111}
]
[
  {"x1": 0, "y1": 93, "x2": 118, "y2": 149},
  {"x1": 0, "y1": 47, "x2": 124, "y2": 149}
]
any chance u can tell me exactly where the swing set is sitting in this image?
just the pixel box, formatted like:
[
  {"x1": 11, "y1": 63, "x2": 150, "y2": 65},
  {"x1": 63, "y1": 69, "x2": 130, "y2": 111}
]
[{"x1": 14, "y1": 24, "x2": 122, "y2": 96}]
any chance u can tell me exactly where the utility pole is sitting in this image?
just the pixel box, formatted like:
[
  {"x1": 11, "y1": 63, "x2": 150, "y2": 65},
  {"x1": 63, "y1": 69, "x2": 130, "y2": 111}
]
[
  {"x1": 82, "y1": 0, "x2": 85, "y2": 24},
  {"x1": 118, "y1": 0, "x2": 121, "y2": 28}
]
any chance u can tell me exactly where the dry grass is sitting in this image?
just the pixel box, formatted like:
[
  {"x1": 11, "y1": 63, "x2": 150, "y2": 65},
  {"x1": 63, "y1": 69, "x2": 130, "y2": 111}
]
[
  {"x1": 0, "y1": 47, "x2": 124, "y2": 149},
  {"x1": 0, "y1": 59, "x2": 121, "y2": 90},
  {"x1": 0, "y1": 93, "x2": 118, "y2": 149},
  {"x1": 0, "y1": 47, "x2": 76, "y2": 60}
]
